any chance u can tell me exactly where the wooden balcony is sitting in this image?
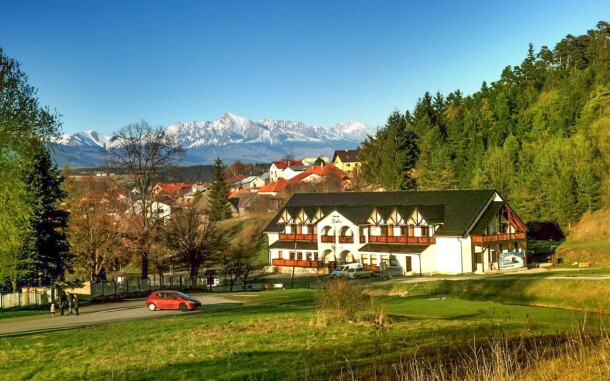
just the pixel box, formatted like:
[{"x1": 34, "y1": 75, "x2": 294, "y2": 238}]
[
  {"x1": 272, "y1": 259, "x2": 323, "y2": 268},
  {"x1": 279, "y1": 233, "x2": 318, "y2": 241},
  {"x1": 321, "y1": 235, "x2": 334, "y2": 243},
  {"x1": 368, "y1": 235, "x2": 436, "y2": 244},
  {"x1": 339, "y1": 236, "x2": 354, "y2": 243},
  {"x1": 471, "y1": 232, "x2": 526, "y2": 244}
]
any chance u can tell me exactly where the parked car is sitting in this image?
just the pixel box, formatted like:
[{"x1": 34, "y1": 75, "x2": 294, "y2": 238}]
[
  {"x1": 346, "y1": 268, "x2": 374, "y2": 279},
  {"x1": 330, "y1": 263, "x2": 363, "y2": 278},
  {"x1": 146, "y1": 290, "x2": 201, "y2": 312}
]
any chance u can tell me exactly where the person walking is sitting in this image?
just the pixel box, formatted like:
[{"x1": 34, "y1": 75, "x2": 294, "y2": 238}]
[
  {"x1": 50, "y1": 303, "x2": 55, "y2": 316},
  {"x1": 67, "y1": 292, "x2": 73, "y2": 315},
  {"x1": 73, "y1": 294, "x2": 80, "y2": 316},
  {"x1": 58, "y1": 293, "x2": 66, "y2": 315}
]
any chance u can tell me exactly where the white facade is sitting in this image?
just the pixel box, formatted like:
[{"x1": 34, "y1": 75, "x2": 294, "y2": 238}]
[{"x1": 264, "y1": 190, "x2": 527, "y2": 275}]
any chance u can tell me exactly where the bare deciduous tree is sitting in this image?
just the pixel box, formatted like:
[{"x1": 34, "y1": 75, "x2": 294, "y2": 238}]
[
  {"x1": 162, "y1": 208, "x2": 224, "y2": 277},
  {"x1": 65, "y1": 174, "x2": 124, "y2": 282},
  {"x1": 108, "y1": 121, "x2": 184, "y2": 279}
]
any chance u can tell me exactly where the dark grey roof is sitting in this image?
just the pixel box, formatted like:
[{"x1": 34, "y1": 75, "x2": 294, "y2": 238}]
[
  {"x1": 471, "y1": 201, "x2": 504, "y2": 234},
  {"x1": 268, "y1": 241, "x2": 318, "y2": 250},
  {"x1": 359, "y1": 243, "x2": 429, "y2": 254},
  {"x1": 332, "y1": 149, "x2": 361, "y2": 163},
  {"x1": 419, "y1": 205, "x2": 445, "y2": 224},
  {"x1": 264, "y1": 190, "x2": 498, "y2": 237}
]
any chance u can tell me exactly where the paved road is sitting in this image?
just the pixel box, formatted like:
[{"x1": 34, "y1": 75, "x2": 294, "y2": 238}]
[{"x1": 0, "y1": 293, "x2": 241, "y2": 337}]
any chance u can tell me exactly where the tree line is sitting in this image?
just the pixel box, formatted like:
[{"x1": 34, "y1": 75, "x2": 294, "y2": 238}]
[{"x1": 361, "y1": 21, "x2": 610, "y2": 230}]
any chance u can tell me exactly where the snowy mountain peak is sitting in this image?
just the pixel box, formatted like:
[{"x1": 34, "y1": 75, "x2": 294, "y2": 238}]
[{"x1": 53, "y1": 113, "x2": 375, "y2": 166}]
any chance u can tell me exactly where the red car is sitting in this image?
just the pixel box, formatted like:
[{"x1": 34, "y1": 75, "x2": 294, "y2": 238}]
[{"x1": 146, "y1": 290, "x2": 201, "y2": 312}]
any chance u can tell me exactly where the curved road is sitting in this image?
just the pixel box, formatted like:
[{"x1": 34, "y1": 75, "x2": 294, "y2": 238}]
[{"x1": 0, "y1": 293, "x2": 241, "y2": 337}]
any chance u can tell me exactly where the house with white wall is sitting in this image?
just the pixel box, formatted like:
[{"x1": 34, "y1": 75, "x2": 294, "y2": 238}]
[
  {"x1": 269, "y1": 160, "x2": 304, "y2": 182},
  {"x1": 263, "y1": 190, "x2": 527, "y2": 275}
]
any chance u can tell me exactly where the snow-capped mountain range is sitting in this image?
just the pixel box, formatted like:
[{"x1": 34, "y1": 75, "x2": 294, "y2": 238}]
[{"x1": 51, "y1": 112, "x2": 375, "y2": 167}]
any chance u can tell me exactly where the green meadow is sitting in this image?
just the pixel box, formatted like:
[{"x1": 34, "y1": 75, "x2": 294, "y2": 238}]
[{"x1": 1, "y1": 280, "x2": 607, "y2": 381}]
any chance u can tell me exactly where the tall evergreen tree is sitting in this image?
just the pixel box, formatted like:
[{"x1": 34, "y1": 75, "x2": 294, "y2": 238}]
[
  {"x1": 18, "y1": 147, "x2": 69, "y2": 286},
  {"x1": 207, "y1": 157, "x2": 232, "y2": 221}
]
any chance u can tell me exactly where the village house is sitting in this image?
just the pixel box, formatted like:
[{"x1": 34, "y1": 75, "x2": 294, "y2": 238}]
[
  {"x1": 282, "y1": 165, "x2": 308, "y2": 180},
  {"x1": 263, "y1": 190, "x2": 527, "y2": 275},
  {"x1": 231, "y1": 175, "x2": 266, "y2": 190},
  {"x1": 332, "y1": 149, "x2": 361, "y2": 175},
  {"x1": 269, "y1": 160, "x2": 304, "y2": 182}
]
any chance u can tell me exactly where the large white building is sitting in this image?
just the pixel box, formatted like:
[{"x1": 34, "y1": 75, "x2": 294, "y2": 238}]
[{"x1": 263, "y1": 190, "x2": 527, "y2": 275}]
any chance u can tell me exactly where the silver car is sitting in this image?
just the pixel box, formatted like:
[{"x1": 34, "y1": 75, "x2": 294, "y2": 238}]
[{"x1": 346, "y1": 268, "x2": 374, "y2": 279}]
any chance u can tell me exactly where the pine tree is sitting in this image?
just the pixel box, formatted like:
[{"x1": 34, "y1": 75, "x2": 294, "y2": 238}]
[
  {"x1": 207, "y1": 158, "x2": 232, "y2": 221},
  {"x1": 18, "y1": 147, "x2": 69, "y2": 286}
]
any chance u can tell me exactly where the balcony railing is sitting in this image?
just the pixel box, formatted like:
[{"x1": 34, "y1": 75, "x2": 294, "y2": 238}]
[
  {"x1": 339, "y1": 236, "x2": 354, "y2": 243},
  {"x1": 272, "y1": 259, "x2": 323, "y2": 268},
  {"x1": 321, "y1": 235, "x2": 334, "y2": 243},
  {"x1": 369, "y1": 235, "x2": 436, "y2": 244},
  {"x1": 279, "y1": 233, "x2": 318, "y2": 241},
  {"x1": 471, "y1": 232, "x2": 526, "y2": 244}
]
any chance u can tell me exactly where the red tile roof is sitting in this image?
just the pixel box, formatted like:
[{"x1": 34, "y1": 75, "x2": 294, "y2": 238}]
[
  {"x1": 271, "y1": 160, "x2": 304, "y2": 170},
  {"x1": 289, "y1": 172, "x2": 314, "y2": 183},
  {"x1": 304, "y1": 163, "x2": 347, "y2": 178},
  {"x1": 228, "y1": 189, "x2": 250, "y2": 199},
  {"x1": 258, "y1": 178, "x2": 289, "y2": 193},
  {"x1": 155, "y1": 182, "x2": 192, "y2": 194}
]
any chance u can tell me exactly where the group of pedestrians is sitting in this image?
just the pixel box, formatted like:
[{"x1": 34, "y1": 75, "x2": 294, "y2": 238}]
[{"x1": 50, "y1": 291, "x2": 79, "y2": 316}]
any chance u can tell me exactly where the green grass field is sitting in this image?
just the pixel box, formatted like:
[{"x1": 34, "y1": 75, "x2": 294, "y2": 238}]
[{"x1": 0, "y1": 286, "x2": 603, "y2": 380}]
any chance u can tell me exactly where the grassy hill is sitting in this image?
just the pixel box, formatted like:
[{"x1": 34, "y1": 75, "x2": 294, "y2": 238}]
[
  {"x1": 216, "y1": 212, "x2": 276, "y2": 264},
  {"x1": 556, "y1": 209, "x2": 610, "y2": 267}
]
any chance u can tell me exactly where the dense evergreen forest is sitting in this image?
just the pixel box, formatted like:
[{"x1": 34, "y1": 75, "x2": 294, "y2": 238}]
[{"x1": 361, "y1": 22, "x2": 610, "y2": 230}]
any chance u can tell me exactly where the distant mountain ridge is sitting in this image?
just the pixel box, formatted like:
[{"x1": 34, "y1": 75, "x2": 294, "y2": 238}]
[{"x1": 50, "y1": 112, "x2": 375, "y2": 167}]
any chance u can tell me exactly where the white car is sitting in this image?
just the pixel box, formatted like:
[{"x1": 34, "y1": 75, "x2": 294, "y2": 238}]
[{"x1": 330, "y1": 263, "x2": 363, "y2": 278}]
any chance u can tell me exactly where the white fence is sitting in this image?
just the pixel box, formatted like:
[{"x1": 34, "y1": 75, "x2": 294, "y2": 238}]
[{"x1": 0, "y1": 289, "x2": 54, "y2": 309}]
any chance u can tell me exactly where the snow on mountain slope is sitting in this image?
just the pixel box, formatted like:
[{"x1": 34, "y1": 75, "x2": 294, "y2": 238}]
[
  {"x1": 53, "y1": 113, "x2": 375, "y2": 166},
  {"x1": 55, "y1": 130, "x2": 111, "y2": 148}
]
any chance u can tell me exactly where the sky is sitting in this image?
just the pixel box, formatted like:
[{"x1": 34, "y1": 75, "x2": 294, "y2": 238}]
[{"x1": 1, "y1": 0, "x2": 609, "y2": 135}]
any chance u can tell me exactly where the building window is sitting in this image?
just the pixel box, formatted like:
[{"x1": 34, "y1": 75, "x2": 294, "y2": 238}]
[
  {"x1": 314, "y1": 252, "x2": 319, "y2": 261},
  {"x1": 289, "y1": 251, "x2": 295, "y2": 260},
  {"x1": 306, "y1": 252, "x2": 312, "y2": 260},
  {"x1": 400, "y1": 226, "x2": 407, "y2": 236},
  {"x1": 421, "y1": 226, "x2": 429, "y2": 237},
  {"x1": 370, "y1": 255, "x2": 378, "y2": 266},
  {"x1": 361, "y1": 254, "x2": 368, "y2": 265},
  {"x1": 297, "y1": 251, "x2": 303, "y2": 260},
  {"x1": 390, "y1": 255, "x2": 398, "y2": 266},
  {"x1": 381, "y1": 255, "x2": 389, "y2": 267},
  {"x1": 278, "y1": 251, "x2": 283, "y2": 259}
]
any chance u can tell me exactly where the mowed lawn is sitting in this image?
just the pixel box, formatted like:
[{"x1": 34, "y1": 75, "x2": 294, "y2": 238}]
[{"x1": 0, "y1": 288, "x2": 600, "y2": 381}]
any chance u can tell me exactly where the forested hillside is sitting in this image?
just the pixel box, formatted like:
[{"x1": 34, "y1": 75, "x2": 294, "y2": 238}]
[{"x1": 361, "y1": 22, "x2": 610, "y2": 229}]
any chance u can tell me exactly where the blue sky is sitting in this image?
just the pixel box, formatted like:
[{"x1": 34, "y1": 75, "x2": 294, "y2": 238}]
[{"x1": 1, "y1": 0, "x2": 609, "y2": 135}]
